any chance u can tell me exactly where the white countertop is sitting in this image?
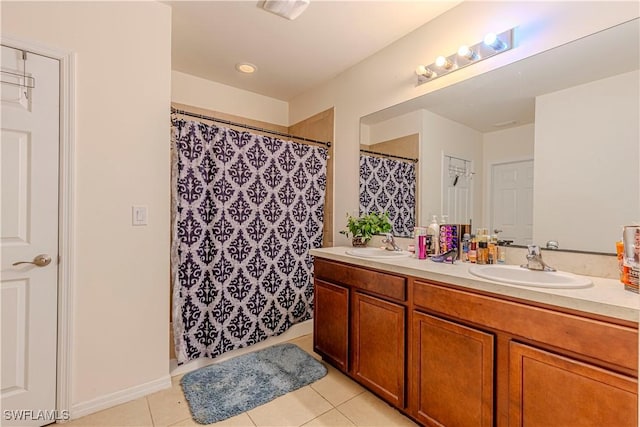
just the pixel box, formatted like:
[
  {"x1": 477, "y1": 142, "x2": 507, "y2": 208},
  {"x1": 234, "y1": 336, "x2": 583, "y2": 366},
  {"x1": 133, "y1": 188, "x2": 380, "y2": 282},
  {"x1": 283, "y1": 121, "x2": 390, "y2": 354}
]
[{"x1": 311, "y1": 246, "x2": 640, "y2": 323}]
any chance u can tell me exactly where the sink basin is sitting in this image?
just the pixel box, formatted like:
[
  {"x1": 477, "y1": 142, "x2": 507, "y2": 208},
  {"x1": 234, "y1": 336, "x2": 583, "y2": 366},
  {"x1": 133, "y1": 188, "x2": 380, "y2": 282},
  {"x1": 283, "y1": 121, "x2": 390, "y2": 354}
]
[
  {"x1": 345, "y1": 247, "x2": 411, "y2": 259},
  {"x1": 468, "y1": 264, "x2": 592, "y2": 289}
]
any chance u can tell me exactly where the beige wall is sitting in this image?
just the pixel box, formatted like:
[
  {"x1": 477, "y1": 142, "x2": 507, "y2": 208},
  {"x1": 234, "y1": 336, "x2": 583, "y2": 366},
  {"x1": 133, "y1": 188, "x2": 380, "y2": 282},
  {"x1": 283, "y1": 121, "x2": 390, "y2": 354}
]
[
  {"x1": 1, "y1": 0, "x2": 172, "y2": 414},
  {"x1": 172, "y1": 70, "x2": 289, "y2": 126},
  {"x1": 288, "y1": 1, "x2": 639, "y2": 246}
]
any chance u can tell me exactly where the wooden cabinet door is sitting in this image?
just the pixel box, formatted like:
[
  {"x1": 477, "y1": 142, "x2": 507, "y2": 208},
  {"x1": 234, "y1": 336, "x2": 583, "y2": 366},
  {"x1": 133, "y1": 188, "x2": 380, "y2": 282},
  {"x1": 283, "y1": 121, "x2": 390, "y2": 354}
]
[
  {"x1": 313, "y1": 279, "x2": 349, "y2": 371},
  {"x1": 509, "y1": 341, "x2": 638, "y2": 427},
  {"x1": 352, "y1": 291, "x2": 405, "y2": 407},
  {"x1": 411, "y1": 311, "x2": 494, "y2": 427}
]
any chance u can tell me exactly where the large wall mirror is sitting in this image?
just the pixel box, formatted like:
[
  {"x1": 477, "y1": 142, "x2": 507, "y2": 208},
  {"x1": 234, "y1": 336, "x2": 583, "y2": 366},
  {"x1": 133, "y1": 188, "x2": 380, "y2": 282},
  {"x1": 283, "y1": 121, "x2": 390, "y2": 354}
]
[{"x1": 360, "y1": 18, "x2": 639, "y2": 254}]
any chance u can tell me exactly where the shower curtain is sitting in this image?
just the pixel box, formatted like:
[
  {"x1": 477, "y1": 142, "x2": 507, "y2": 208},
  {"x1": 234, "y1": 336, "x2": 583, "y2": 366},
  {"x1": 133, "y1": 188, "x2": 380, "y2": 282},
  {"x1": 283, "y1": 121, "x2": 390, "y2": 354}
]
[
  {"x1": 359, "y1": 154, "x2": 415, "y2": 237},
  {"x1": 171, "y1": 118, "x2": 328, "y2": 364}
]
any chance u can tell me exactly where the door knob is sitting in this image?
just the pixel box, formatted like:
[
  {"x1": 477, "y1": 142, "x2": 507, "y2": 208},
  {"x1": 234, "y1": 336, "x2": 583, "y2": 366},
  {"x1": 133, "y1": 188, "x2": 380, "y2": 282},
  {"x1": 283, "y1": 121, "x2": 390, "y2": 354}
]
[{"x1": 12, "y1": 254, "x2": 52, "y2": 267}]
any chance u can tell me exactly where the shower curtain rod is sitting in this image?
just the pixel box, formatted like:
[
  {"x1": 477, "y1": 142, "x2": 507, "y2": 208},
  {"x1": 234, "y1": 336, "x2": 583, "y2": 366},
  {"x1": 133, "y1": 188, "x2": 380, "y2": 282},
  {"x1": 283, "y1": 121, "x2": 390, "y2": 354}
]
[
  {"x1": 360, "y1": 149, "x2": 418, "y2": 163},
  {"x1": 171, "y1": 108, "x2": 331, "y2": 148}
]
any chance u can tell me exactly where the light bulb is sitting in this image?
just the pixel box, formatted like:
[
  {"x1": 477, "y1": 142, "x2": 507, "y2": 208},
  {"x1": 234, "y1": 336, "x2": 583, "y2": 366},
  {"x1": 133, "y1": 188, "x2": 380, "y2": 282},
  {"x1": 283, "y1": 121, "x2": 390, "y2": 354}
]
[
  {"x1": 415, "y1": 65, "x2": 434, "y2": 78},
  {"x1": 457, "y1": 45, "x2": 476, "y2": 60},
  {"x1": 435, "y1": 56, "x2": 453, "y2": 69},
  {"x1": 484, "y1": 33, "x2": 506, "y2": 51}
]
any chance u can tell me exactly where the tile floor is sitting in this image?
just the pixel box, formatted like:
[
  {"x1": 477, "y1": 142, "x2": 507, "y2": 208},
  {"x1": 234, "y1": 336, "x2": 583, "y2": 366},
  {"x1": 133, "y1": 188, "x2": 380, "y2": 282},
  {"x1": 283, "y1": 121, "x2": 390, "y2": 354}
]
[{"x1": 66, "y1": 334, "x2": 417, "y2": 427}]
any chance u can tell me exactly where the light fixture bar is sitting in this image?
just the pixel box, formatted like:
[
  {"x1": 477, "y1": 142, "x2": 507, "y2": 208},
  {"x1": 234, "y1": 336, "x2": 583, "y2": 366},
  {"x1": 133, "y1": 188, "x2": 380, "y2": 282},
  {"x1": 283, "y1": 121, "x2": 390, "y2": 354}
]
[{"x1": 416, "y1": 27, "x2": 515, "y2": 85}]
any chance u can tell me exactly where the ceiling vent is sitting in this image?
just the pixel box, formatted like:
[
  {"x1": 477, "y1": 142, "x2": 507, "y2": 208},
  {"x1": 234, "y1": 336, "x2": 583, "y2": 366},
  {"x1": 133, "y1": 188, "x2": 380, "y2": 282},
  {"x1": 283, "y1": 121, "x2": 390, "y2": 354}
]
[{"x1": 262, "y1": 0, "x2": 310, "y2": 20}]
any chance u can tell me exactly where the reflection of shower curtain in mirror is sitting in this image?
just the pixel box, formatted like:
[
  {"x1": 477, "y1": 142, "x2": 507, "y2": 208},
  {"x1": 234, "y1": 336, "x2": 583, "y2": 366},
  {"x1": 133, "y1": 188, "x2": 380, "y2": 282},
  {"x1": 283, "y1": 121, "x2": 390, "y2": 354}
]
[
  {"x1": 359, "y1": 155, "x2": 416, "y2": 237},
  {"x1": 171, "y1": 118, "x2": 327, "y2": 365}
]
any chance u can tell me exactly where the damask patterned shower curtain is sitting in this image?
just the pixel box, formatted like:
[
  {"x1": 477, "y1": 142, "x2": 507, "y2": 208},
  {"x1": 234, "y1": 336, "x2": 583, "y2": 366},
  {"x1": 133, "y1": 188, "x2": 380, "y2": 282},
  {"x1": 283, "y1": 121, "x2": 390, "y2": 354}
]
[
  {"x1": 171, "y1": 118, "x2": 327, "y2": 364},
  {"x1": 359, "y1": 154, "x2": 416, "y2": 237}
]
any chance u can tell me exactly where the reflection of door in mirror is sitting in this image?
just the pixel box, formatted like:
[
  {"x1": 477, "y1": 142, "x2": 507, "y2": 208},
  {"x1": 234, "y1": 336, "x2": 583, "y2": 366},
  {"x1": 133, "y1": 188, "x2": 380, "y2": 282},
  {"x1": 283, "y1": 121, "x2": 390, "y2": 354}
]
[
  {"x1": 442, "y1": 155, "x2": 473, "y2": 225},
  {"x1": 359, "y1": 134, "x2": 418, "y2": 237},
  {"x1": 490, "y1": 160, "x2": 534, "y2": 246}
]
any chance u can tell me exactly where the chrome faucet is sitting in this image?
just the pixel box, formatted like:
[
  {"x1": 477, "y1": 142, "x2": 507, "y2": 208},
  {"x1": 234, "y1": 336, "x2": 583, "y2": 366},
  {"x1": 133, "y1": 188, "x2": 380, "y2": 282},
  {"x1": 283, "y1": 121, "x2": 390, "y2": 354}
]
[
  {"x1": 521, "y1": 244, "x2": 556, "y2": 271},
  {"x1": 382, "y1": 233, "x2": 402, "y2": 252}
]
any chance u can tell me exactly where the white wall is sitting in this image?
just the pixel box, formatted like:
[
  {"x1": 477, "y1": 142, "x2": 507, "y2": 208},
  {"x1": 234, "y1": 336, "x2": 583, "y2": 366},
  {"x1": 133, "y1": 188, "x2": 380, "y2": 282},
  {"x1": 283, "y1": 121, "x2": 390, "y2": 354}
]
[
  {"x1": 172, "y1": 70, "x2": 289, "y2": 126},
  {"x1": 421, "y1": 110, "x2": 482, "y2": 226},
  {"x1": 289, "y1": 1, "x2": 639, "y2": 246},
  {"x1": 534, "y1": 70, "x2": 639, "y2": 252},
  {"x1": 482, "y1": 123, "x2": 535, "y2": 227},
  {"x1": 1, "y1": 1, "x2": 172, "y2": 415}
]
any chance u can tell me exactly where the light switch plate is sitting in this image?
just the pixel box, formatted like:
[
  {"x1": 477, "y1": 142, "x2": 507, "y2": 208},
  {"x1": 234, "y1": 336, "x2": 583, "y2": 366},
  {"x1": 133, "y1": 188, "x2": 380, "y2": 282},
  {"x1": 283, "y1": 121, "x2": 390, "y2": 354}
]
[{"x1": 132, "y1": 205, "x2": 148, "y2": 226}]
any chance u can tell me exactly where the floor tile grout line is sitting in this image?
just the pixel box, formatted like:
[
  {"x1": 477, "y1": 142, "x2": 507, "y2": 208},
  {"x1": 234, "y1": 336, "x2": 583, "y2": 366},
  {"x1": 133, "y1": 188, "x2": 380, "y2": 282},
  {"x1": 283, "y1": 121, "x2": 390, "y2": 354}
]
[
  {"x1": 245, "y1": 409, "x2": 258, "y2": 426},
  {"x1": 332, "y1": 405, "x2": 358, "y2": 427},
  {"x1": 299, "y1": 406, "x2": 337, "y2": 427},
  {"x1": 146, "y1": 395, "x2": 158, "y2": 427}
]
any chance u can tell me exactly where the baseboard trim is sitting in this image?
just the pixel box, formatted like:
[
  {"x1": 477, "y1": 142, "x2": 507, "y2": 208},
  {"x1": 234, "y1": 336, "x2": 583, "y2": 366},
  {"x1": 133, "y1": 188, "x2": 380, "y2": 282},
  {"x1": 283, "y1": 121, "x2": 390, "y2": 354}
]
[
  {"x1": 70, "y1": 375, "x2": 171, "y2": 420},
  {"x1": 170, "y1": 319, "x2": 313, "y2": 376}
]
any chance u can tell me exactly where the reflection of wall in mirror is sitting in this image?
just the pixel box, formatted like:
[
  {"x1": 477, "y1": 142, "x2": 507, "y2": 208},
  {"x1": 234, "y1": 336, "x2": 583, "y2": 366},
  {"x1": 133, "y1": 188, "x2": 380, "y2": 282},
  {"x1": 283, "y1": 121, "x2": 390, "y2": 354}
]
[{"x1": 534, "y1": 70, "x2": 639, "y2": 253}]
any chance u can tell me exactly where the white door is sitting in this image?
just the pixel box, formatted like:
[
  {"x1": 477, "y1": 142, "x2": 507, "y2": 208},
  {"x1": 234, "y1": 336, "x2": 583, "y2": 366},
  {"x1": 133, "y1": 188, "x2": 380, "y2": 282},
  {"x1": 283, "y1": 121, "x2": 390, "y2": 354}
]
[
  {"x1": 442, "y1": 157, "x2": 473, "y2": 224},
  {"x1": 490, "y1": 160, "x2": 533, "y2": 245},
  {"x1": 1, "y1": 46, "x2": 60, "y2": 426}
]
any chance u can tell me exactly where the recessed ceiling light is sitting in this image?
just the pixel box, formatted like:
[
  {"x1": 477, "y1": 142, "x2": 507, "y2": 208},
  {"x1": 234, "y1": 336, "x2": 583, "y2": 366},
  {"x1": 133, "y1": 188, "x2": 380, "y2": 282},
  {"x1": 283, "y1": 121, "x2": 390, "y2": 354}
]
[{"x1": 236, "y1": 63, "x2": 257, "y2": 74}]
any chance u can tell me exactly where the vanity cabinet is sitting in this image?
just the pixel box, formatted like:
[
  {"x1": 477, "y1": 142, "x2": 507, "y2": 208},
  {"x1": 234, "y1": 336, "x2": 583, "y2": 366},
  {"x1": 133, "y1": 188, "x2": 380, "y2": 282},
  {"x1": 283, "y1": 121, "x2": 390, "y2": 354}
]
[
  {"x1": 313, "y1": 258, "x2": 407, "y2": 408},
  {"x1": 411, "y1": 311, "x2": 494, "y2": 427},
  {"x1": 509, "y1": 341, "x2": 637, "y2": 427},
  {"x1": 313, "y1": 279, "x2": 349, "y2": 371},
  {"x1": 413, "y1": 279, "x2": 638, "y2": 427},
  {"x1": 352, "y1": 291, "x2": 405, "y2": 407},
  {"x1": 312, "y1": 256, "x2": 638, "y2": 427}
]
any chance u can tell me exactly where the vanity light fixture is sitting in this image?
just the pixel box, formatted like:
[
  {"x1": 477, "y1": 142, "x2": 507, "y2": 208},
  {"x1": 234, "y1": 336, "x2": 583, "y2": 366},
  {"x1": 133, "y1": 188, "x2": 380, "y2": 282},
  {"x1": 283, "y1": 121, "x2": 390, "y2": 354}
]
[{"x1": 416, "y1": 27, "x2": 515, "y2": 85}]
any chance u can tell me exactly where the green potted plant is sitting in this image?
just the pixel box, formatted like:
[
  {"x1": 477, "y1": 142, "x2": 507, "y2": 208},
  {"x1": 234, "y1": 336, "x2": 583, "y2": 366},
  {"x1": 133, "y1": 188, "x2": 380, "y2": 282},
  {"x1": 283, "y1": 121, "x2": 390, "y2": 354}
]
[{"x1": 340, "y1": 212, "x2": 393, "y2": 247}]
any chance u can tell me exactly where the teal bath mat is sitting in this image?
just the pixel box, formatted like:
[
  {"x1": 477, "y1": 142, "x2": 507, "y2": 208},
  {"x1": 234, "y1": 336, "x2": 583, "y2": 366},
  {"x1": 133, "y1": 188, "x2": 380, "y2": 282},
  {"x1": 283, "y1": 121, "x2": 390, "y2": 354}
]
[{"x1": 181, "y1": 343, "x2": 327, "y2": 424}]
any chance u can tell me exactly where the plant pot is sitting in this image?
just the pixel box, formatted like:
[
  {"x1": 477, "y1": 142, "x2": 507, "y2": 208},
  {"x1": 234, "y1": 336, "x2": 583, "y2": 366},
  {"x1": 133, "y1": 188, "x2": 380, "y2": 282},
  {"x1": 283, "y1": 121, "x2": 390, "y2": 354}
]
[{"x1": 352, "y1": 237, "x2": 369, "y2": 247}]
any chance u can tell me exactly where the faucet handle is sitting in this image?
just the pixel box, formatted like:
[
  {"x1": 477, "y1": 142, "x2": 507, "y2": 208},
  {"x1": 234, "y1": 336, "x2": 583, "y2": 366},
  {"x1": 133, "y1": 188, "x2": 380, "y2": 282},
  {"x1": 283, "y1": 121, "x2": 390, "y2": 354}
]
[{"x1": 527, "y1": 244, "x2": 541, "y2": 256}]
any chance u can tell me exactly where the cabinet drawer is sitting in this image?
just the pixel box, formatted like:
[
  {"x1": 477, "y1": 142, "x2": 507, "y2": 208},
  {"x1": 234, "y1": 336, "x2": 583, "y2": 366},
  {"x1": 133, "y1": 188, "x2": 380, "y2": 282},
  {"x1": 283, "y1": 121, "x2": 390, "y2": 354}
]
[
  {"x1": 315, "y1": 259, "x2": 406, "y2": 301},
  {"x1": 413, "y1": 280, "x2": 638, "y2": 372}
]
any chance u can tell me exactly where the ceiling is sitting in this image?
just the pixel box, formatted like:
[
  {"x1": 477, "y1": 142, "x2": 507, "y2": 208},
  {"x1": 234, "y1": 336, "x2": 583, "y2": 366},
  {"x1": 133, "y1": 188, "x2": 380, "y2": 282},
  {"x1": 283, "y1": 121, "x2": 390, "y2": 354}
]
[{"x1": 169, "y1": 1, "x2": 460, "y2": 101}]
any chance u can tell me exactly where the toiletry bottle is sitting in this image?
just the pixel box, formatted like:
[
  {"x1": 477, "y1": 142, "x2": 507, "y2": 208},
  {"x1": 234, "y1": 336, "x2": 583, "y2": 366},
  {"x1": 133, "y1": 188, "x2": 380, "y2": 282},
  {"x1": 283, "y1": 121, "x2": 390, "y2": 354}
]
[
  {"x1": 427, "y1": 215, "x2": 440, "y2": 255},
  {"x1": 616, "y1": 240, "x2": 624, "y2": 282},
  {"x1": 414, "y1": 226, "x2": 427, "y2": 257},
  {"x1": 488, "y1": 235, "x2": 498, "y2": 264},
  {"x1": 497, "y1": 242, "x2": 506, "y2": 264},
  {"x1": 461, "y1": 233, "x2": 470, "y2": 262},
  {"x1": 468, "y1": 235, "x2": 477, "y2": 263},
  {"x1": 418, "y1": 235, "x2": 427, "y2": 260},
  {"x1": 478, "y1": 241, "x2": 488, "y2": 264},
  {"x1": 477, "y1": 235, "x2": 488, "y2": 264}
]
